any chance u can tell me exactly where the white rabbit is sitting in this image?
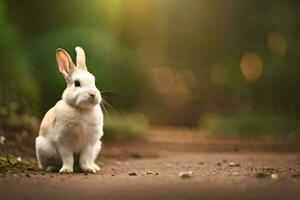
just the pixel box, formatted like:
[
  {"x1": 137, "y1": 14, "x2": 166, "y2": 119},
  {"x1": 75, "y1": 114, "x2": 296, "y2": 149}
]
[{"x1": 35, "y1": 47, "x2": 103, "y2": 173}]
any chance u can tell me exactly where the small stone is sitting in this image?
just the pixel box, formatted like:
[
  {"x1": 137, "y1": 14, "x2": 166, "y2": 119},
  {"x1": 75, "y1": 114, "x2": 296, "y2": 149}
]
[
  {"x1": 146, "y1": 171, "x2": 153, "y2": 175},
  {"x1": 17, "y1": 157, "x2": 22, "y2": 162},
  {"x1": 128, "y1": 172, "x2": 137, "y2": 176},
  {"x1": 26, "y1": 174, "x2": 31, "y2": 178},
  {"x1": 178, "y1": 171, "x2": 193, "y2": 178},
  {"x1": 255, "y1": 172, "x2": 266, "y2": 178},
  {"x1": 271, "y1": 173, "x2": 279, "y2": 180},
  {"x1": 155, "y1": 172, "x2": 159, "y2": 175},
  {"x1": 229, "y1": 162, "x2": 240, "y2": 167},
  {"x1": 216, "y1": 162, "x2": 222, "y2": 166},
  {"x1": 111, "y1": 174, "x2": 116, "y2": 176},
  {"x1": 198, "y1": 161, "x2": 204, "y2": 165}
]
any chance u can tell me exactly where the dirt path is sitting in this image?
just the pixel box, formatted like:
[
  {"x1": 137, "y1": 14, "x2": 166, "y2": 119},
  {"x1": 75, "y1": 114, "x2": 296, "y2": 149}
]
[
  {"x1": 1, "y1": 150, "x2": 300, "y2": 200},
  {"x1": 1, "y1": 128, "x2": 300, "y2": 200}
]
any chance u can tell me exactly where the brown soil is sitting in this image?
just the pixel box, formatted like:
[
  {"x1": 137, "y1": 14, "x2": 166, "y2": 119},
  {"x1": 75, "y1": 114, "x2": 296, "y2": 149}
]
[{"x1": 1, "y1": 127, "x2": 300, "y2": 200}]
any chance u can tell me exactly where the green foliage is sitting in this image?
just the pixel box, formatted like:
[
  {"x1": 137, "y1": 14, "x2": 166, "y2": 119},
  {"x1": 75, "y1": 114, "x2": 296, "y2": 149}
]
[
  {"x1": 199, "y1": 112, "x2": 300, "y2": 135},
  {"x1": 1, "y1": 0, "x2": 300, "y2": 128},
  {"x1": 0, "y1": 0, "x2": 40, "y2": 113},
  {"x1": 0, "y1": 103, "x2": 39, "y2": 132},
  {"x1": 0, "y1": 154, "x2": 19, "y2": 167},
  {"x1": 103, "y1": 112, "x2": 149, "y2": 141}
]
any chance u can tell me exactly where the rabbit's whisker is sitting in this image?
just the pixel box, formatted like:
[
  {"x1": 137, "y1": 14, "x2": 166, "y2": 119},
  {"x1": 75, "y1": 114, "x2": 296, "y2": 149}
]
[
  {"x1": 100, "y1": 102, "x2": 110, "y2": 120},
  {"x1": 102, "y1": 99, "x2": 115, "y2": 112}
]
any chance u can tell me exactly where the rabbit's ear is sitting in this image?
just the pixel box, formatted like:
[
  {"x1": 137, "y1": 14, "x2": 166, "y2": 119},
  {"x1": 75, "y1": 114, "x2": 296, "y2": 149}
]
[
  {"x1": 75, "y1": 46, "x2": 87, "y2": 70},
  {"x1": 56, "y1": 48, "x2": 75, "y2": 78}
]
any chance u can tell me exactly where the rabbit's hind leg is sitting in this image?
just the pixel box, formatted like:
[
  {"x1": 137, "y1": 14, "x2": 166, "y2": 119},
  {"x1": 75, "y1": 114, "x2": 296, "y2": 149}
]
[{"x1": 35, "y1": 136, "x2": 62, "y2": 172}]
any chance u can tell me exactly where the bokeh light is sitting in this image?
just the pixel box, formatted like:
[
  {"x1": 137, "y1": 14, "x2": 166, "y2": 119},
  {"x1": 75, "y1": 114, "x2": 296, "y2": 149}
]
[
  {"x1": 267, "y1": 32, "x2": 287, "y2": 56},
  {"x1": 151, "y1": 67, "x2": 192, "y2": 109},
  {"x1": 240, "y1": 52, "x2": 263, "y2": 83}
]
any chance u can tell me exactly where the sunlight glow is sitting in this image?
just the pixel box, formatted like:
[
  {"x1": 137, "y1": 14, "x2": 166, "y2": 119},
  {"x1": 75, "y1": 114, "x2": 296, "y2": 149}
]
[
  {"x1": 240, "y1": 52, "x2": 263, "y2": 83},
  {"x1": 268, "y1": 32, "x2": 287, "y2": 56}
]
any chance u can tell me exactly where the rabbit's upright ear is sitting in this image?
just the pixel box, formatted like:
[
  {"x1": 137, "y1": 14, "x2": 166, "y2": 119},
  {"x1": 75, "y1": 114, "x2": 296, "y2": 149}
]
[
  {"x1": 75, "y1": 46, "x2": 87, "y2": 70},
  {"x1": 56, "y1": 48, "x2": 75, "y2": 78}
]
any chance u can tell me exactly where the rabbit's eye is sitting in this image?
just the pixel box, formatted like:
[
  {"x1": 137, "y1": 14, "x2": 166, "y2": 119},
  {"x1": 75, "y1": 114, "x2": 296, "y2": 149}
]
[{"x1": 74, "y1": 80, "x2": 81, "y2": 87}]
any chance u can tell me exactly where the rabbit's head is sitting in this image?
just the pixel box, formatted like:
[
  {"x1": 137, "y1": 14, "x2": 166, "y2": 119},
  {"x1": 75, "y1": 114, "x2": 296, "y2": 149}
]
[{"x1": 56, "y1": 47, "x2": 101, "y2": 109}]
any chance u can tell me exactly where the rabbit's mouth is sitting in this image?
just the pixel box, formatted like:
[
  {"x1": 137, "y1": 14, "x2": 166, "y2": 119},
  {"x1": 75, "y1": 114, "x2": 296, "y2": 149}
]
[
  {"x1": 88, "y1": 97, "x2": 100, "y2": 105},
  {"x1": 73, "y1": 95, "x2": 101, "y2": 109},
  {"x1": 86, "y1": 94, "x2": 101, "y2": 105}
]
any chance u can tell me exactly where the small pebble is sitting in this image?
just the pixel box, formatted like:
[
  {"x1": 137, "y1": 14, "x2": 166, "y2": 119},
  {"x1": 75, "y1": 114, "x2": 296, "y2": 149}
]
[
  {"x1": 229, "y1": 162, "x2": 240, "y2": 167},
  {"x1": 178, "y1": 171, "x2": 193, "y2": 178},
  {"x1": 17, "y1": 157, "x2": 22, "y2": 162},
  {"x1": 146, "y1": 171, "x2": 153, "y2": 175},
  {"x1": 128, "y1": 172, "x2": 137, "y2": 176},
  {"x1": 271, "y1": 173, "x2": 279, "y2": 180},
  {"x1": 216, "y1": 162, "x2": 222, "y2": 166},
  {"x1": 26, "y1": 174, "x2": 31, "y2": 178},
  {"x1": 255, "y1": 172, "x2": 266, "y2": 178}
]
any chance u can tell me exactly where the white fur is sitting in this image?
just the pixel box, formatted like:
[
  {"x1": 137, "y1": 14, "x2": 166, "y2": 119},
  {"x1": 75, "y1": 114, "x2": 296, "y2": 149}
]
[{"x1": 35, "y1": 47, "x2": 104, "y2": 173}]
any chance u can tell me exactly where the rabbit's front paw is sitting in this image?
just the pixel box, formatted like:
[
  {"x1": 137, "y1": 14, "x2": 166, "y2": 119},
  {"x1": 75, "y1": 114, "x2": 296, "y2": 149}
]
[
  {"x1": 91, "y1": 163, "x2": 101, "y2": 172},
  {"x1": 81, "y1": 166, "x2": 96, "y2": 173},
  {"x1": 59, "y1": 166, "x2": 73, "y2": 173},
  {"x1": 82, "y1": 167, "x2": 96, "y2": 173}
]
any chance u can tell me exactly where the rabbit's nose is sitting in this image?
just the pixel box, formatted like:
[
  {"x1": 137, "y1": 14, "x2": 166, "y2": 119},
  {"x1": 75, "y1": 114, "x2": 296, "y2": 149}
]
[{"x1": 89, "y1": 93, "x2": 95, "y2": 98}]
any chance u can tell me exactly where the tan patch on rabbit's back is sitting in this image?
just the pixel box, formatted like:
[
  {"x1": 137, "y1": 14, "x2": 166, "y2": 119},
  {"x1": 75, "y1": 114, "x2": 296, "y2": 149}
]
[{"x1": 39, "y1": 106, "x2": 56, "y2": 138}]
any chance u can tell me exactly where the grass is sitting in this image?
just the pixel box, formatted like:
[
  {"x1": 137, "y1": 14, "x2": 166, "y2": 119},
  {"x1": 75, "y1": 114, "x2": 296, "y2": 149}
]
[
  {"x1": 0, "y1": 154, "x2": 19, "y2": 168},
  {"x1": 199, "y1": 112, "x2": 300, "y2": 136},
  {"x1": 103, "y1": 112, "x2": 149, "y2": 141}
]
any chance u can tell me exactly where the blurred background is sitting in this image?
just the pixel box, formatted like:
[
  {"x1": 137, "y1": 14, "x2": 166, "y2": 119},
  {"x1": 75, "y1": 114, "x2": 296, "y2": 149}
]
[{"x1": 1, "y1": 0, "x2": 300, "y2": 138}]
